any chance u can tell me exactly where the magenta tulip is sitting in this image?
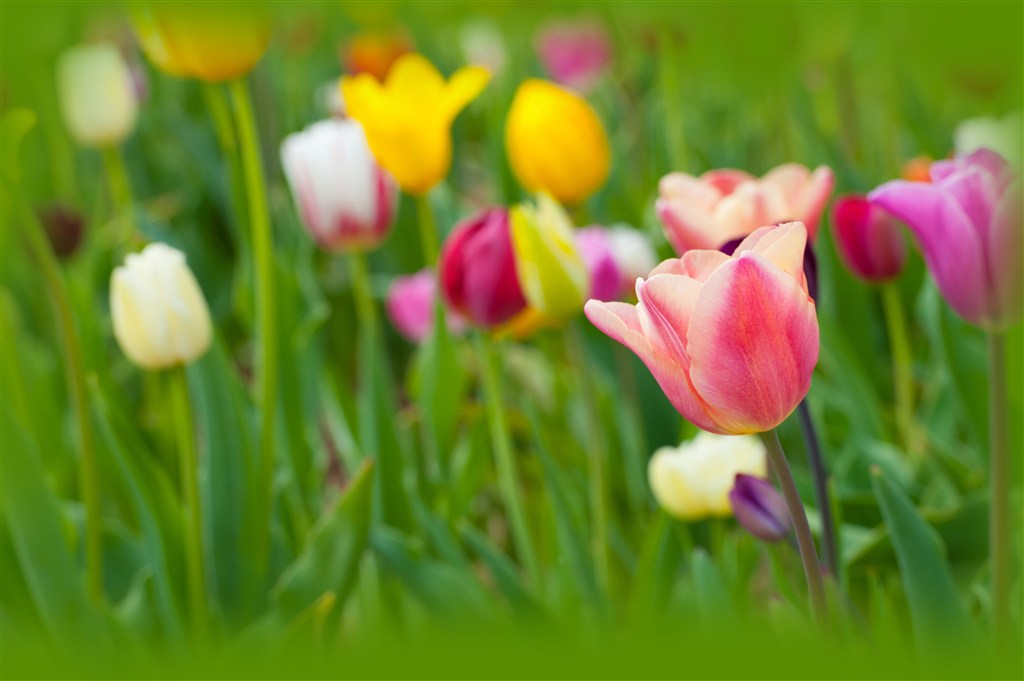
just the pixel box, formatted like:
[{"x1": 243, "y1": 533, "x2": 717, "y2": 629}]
[
  {"x1": 869, "y1": 149, "x2": 1022, "y2": 329},
  {"x1": 657, "y1": 164, "x2": 834, "y2": 254},
  {"x1": 386, "y1": 269, "x2": 465, "y2": 343},
  {"x1": 585, "y1": 222, "x2": 818, "y2": 435},
  {"x1": 576, "y1": 227, "x2": 622, "y2": 302},
  {"x1": 439, "y1": 207, "x2": 527, "y2": 328},
  {"x1": 831, "y1": 194, "x2": 906, "y2": 283}
]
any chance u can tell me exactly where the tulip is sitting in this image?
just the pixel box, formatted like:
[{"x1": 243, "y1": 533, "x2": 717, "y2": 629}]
[
  {"x1": 657, "y1": 164, "x2": 834, "y2": 253},
  {"x1": 56, "y1": 43, "x2": 138, "y2": 148},
  {"x1": 576, "y1": 228, "x2": 622, "y2": 302},
  {"x1": 505, "y1": 79, "x2": 611, "y2": 206},
  {"x1": 281, "y1": 119, "x2": 397, "y2": 252},
  {"x1": 954, "y1": 112, "x2": 1021, "y2": 169},
  {"x1": 902, "y1": 156, "x2": 933, "y2": 183},
  {"x1": 721, "y1": 230, "x2": 819, "y2": 302},
  {"x1": 535, "y1": 19, "x2": 612, "y2": 92},
  {"x1": 343, "y1": 30, "x2": 412, "y2": 81},
  {"x1": 110, "y1": 243, "x2": 212, "y2": 370},
  {"x1": 648, "y1": 433, "x2": 767, "y2": 520},
  {"x1": 729, "y1": 474, "x2": 792, "y2": 542},
  {"x1": 585, "y1": 222, "x2": 819, "y2": 435},
  {"x1": 869, "y1": 149, "x2": 1022, "y2": 329},
  {"x1": 341, "y1": 54, "x2": 490, "y2": 195},
  {"x1": 830, "y1": 194, "x2": 906, "y2": 283},
  {"x1": 606, "y1": 226, "x2": 658, "y2": 296},
  {"x1": 386, "y1": 269, "x2": 465, "y2": 343},
  {"x1": 509, "y1": 194, "x2": 589, "y2": 321},
  {"x1": 440, "y1": 208, "x2": 527, "y2": 328},
  {"x1": 132, "y1": 3, "x2": 270, "y2": 82},
  {"x1": 38, "y1": 203, "x2": 85, "y2": 259},
  {"x1": 460, "y1": 20, "x2": 507, "y2": 75}
]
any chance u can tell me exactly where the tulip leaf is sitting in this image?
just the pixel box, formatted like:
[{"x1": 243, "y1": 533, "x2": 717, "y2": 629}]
[
  {"x1": 871, "y1": 469, "x2": 982, "y2": 651},
  {"x1": 458, "y1": 521, "x2": 545, "y2": 621}
]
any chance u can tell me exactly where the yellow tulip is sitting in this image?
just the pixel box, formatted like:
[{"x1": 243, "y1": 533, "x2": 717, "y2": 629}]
[
  {"x1": 505, "y1": 79, "x2": 610, "y2": 206},
  {"x1": 341, "y1": 53, "x2": 489, "y2": 195},
  {"x1": 509, "y1": 194, "x2": 588, "y2": 322},
  {"x1": 132, "y1": 3, "x2": 270, "y2": 82}
]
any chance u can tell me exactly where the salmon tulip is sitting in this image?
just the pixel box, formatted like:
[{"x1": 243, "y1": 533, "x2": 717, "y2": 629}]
[
  {"x1": 870, "y1": 149, "x2": 1022, "y2": 329},
  {"x1": 657, "y1": 164, "x2": 834, "y2": 253},
  {"x1": 585, "y1": 222, "x2": 819, "y2": 435}
]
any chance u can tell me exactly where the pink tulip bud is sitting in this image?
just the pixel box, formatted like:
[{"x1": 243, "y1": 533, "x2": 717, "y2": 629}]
[
  {"x1": 440, "y1": 207, "x2": 527, "y2": 328},
  {"x1": 535, "y1": 19, "x2": 611, "y2": 92},
  {"x1": 869, "y1": 149, "x2": 1022, "y2": 329},
  {"x1": 729, "y1": 474, "x2": 791, "y2": 542},
  {"x1": 281, "y1": 119, "x2": 397, "y2": 252},
  {"x1": 386, "y1": 268, "x2": 465, "y2": 343},
  {"x1": 657, "y1": 163, "x2": 834, "y2": 254},
  {"x1": 576, "y1": 227, "x2": 622, "y2": 302},
  {"x1": 585, "y1": 222, "x2": 819, "y2": 435},
  {"x1": 830, "y1": 194, "x2": 906, "y2": 283}
]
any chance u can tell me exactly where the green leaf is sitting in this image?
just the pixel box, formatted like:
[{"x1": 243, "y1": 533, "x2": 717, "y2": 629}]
[
  {"x1": 871, "y1": 469, "x2": 982, "y2": 651},
  {"x1": 458, "y1": 521, "x2": 544, "y2": 621}
]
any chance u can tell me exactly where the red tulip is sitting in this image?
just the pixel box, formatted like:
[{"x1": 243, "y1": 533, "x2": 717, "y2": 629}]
[{"x1": 831, "y1": 194, "x2": 906, "y2": 283}]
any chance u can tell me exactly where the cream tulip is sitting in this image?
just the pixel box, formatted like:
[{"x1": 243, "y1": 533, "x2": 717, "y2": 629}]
[
  {"x1": 57, "y1": 43, "x2": 138, "y2": 148},
  {"x1": 110, "y1": 243, "x2": 212, "y2": 370}
]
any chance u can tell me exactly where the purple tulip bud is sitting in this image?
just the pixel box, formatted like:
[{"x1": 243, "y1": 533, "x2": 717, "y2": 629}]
[{"x1": 729, "y1": 474, "x2": 791, "y2": 542}]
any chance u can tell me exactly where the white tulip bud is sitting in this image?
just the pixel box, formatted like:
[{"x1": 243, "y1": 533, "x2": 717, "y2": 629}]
[
  {"x1": 648, "y1": 432, "x2": 767, "y2": 520},
  {"x1": 57, "y1": 43, "x2": 138, "y2": 148},
  {"x1": 110, "y1": 243, "x2": 212, "y2": 370}
]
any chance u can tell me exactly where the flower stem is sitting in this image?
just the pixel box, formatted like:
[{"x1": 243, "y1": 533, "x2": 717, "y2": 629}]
[
  {"x1": 169, "y1": 366, "x2": 206, "y2": 638},
  {"x1": 16, "y1": 193, "x2": 101, "y2": 602},
  {"x1": 796, "y1": 401, "x2": 839, "y2": 579},
  {"x1": 348, "y1": 250, "x2": 380, "y2": 460},
  {"x1": 416, "y1": 193, "x2": 439, "y2": 267},
  {"x1": 203, "y1": 83, "x2": 248, "y2": 242},
  {"x1": 759, "y1": 430, "x2": 828, "y2": 628},
  {"x1": 101, "y1": 144, "x2": 136, "y2": 249},
  {"x1": 229, "y1": 76, "x2": 278, "y2": 593},
  {"x1": 473, "y1": 333, "x2": 541, "y2": 587},
  {"x1": 987, "y1": 331, "x2": 1010, "y2": 646},
  {"x1": 881, "y1": 282, "x2": 918, "y2": 456}
]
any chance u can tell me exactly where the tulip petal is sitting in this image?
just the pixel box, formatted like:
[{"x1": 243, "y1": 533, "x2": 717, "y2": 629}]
[
  {"x1": 636, "y1": 274, "x2": 701, "y2": 358},
  {"x1": 733, "y1": 222, "x2": 808, "y2": 284},
  {"x1": 686, "y1": 253, "x2": 819, "y2": 433},
  {"x1": 443, "y1": 66, "x2": 490, "y2": 122},
  {"x1": 659, "y1": 172, "x2": 722, "y2": 207},
  {"x1": 656, "y1": 198, "x2": 722, "y2": 252},
  {"x1": 870, "y1": 180, "x2": 990, "y2": 324},
  {"x1": 384, "y1": 53, "x2": 446, "y2": 103},
  {"x1": 701, "y1": 169, "x2": 754, "y2": 195}
]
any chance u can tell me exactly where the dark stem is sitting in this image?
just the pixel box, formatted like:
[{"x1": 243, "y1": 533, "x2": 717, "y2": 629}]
[{"x1": 796, "y1": 400, "x2": 840, "y2": 579}]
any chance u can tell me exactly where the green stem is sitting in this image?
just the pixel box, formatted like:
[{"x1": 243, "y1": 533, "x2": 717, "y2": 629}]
[
  {"x1": 759, "y1": 430, "x2": 828, "y2": 629},
  {"x1": 101, "y1": 145, "x2": 136, "y2": 249},
  {"x1": 987, "y1": 331, "x2": 1010, "y2": 646},
  {"x1": 229, "y1": 76, "x2": 278, "y2": 592},
  {"x1": 348, "y1": 250, "x2": 380, "y2": 461},
  {"x1": 15, "y1": 192, "x2": 101, "y2": 602},
  {"x1": 416, "y1": 193, "x2": 439, "y2": 267},
  {"x1": 473, "y1": 333, "x2": 541, "y2": 587},
  {"x1": 203, "y1": 83, "x2": 249, "y2": 245},
  {"x1": 881, "y1": 282, "x2": 918, "y2": 456},
  {"x1": 169, "y1": 366, "x2": 206, "y2": 637}
]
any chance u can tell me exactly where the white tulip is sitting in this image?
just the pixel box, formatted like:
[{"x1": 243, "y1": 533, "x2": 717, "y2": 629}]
[
  {"x1": 648, "y1": 432, "x2": 768, "y2": 520},
  {"x1": 954, "y1": 112, "x2": 1021, "y2": 169},
  {"x1": 111, "y1": 243, "x2": 212, "y2": 370},
  {"x1": 57, "y1": 43, "x2": 138, "y2": 148},
  {"x1": 280, "y1": 119, "x2": 397, "y2": 252}
]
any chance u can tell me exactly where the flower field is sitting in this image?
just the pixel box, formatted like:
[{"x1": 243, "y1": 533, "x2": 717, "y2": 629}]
[{"x1": 1, "y1": 2, "x2": 1021, "y2": 678}]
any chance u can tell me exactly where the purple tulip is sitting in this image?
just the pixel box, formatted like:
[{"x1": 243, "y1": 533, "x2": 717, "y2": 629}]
[
  {"x1": 869, "y1": 149, "x2": 1021, "y2": 329},
  {"x1": 830, "y1": 194, "x2": 906, "y2": 283},
  {"x1": 576, "y1": 227, "x2": 622, "y2": 302},
  {"x1": 729, "y1": 474, "x2": 791, "y2": 542}
]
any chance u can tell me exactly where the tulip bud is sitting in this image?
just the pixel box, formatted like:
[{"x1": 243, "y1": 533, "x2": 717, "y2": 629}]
[
  {"x1": 728, "y1": 474, "x2": 792, "y2": 542},
  {"x1": 830, "y1": 194, "x2": 906, "y2": 283},
  {"x1": 57, "y1": 43, "x2": 138, "y2": 148},
  {"x1": 460, "y1": 21, "x2": 506, "y2": 76},
  {"x1": 509, "y1": 194, "x2": 589, "y2": 321},
  {"x1": 386, "y1": 269, "x2": 465, "y2": 343},
  {"x1": 535, "y1": 19, "x2": 612, "y2": 92},
  {"x1": 37, "y1": 203, "x2": 86, "y2": 259},
  {"x1": 440, "y1": 208, "x2": 527, "y2": 328},
  {"x1": 576, "y1": 227, "x2": 621, "y2": 302},
  {"x1": 901, "y1": 156, "x2": 933, "y2": 183},
  {"x1": 281, "y1": 119, "x2": 397, "y2": 252},
  {"x1": 648, "y1": 433, "x2": 767, "y2": 520},
  {"x1": 605, "y1": 226, "x2": 657, "y2": 295},
  {"x1": 110, "y1": 243, "x2": 212, "y2": 370},
  {"x1": 505, "y1": 79, "x2": 610, "y2": 206},
  {"x1": 343, "y1": 30, "x2": 412, "y2": 80},
  {"x1": 954, "y1": 112, "x2": 1021, "y2": 169}
]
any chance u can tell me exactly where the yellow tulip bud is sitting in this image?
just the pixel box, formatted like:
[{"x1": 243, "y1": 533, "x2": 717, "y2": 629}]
[
  {"x1": 132, "y1": 3, "x2": 270, "y2": 82},
  {"x1": 648, "y1": 433, "x2": 767, "y2": 521},
  {"x1": 509, "y1": 194, "x2": 588, "y2": 322},
  {"x1": 505, "y1": 79, "x2": 610, "y2": 205},
  {"x1": 57, "y1": 43, "x2": 138, "y2": 148},
  {"x1": 111, "y1": 244, "x2": 212, "y2": 370},
  {"x1": 341, "y1": 53, "x2": 490, "y2": 195}
]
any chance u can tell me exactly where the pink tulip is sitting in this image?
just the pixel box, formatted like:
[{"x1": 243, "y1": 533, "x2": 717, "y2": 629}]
[
  {"x1": 869, "y1": 149, "x2": 1022, "y2": 329},
  {"x1": 386, "y1": 269, "x2": 466, "y2": 343},
  {"x1": 656, "y1": 164, "x2": 834, "y2": 254},
  {"x1": 535, "y1": 19, "x2": 611, "y2": 92},
  {"x1": 576, "y1": 227, "x2": 622, "y2": 302},
  {"x1": 585, "y1": 222, "x2": 819, "y2": 435},
  {"x1": 830, "y1": 194, "x2": 906, "y2": 283}
]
